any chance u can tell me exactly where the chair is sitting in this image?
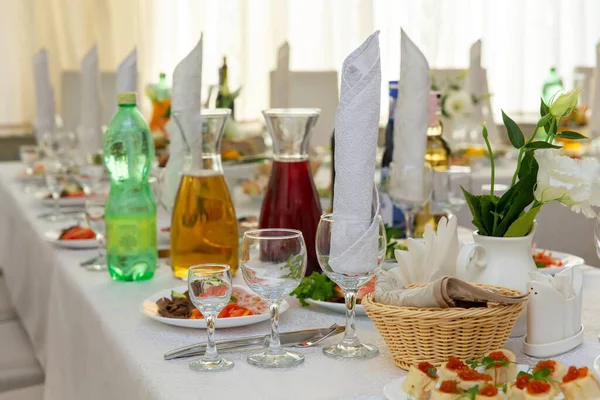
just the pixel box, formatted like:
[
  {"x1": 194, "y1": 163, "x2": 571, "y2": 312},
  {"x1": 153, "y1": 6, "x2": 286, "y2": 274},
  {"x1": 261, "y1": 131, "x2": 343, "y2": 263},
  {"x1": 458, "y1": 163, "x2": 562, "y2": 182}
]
[
  {"x1": 0, "y1": 320, "x2": 44, "y2": 392},
  {"x1": 0, "y1": 273, "x2": 16, "y2": 322},
  {"x1": 0, "y1": 385, "x2": 43, "y2": 400}
]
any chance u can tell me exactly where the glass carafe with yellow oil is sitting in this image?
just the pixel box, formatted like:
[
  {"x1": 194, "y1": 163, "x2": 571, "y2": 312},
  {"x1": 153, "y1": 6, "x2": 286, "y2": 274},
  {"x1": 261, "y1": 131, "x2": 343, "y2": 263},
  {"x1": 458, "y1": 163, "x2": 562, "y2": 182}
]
[{"x1": 169, "y1": 109, "x2": 239, "y2": 279}]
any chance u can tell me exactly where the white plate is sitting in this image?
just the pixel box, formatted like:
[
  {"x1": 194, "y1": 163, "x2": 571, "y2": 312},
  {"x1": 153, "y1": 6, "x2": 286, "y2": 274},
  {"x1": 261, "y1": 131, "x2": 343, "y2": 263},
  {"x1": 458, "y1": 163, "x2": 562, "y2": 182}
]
[
  {"x1": 44, "y1": 229, "x2": 98, "y2": 249},
  {"x1": 535, "y1": 249, "x2": 585, "y2": 275},
  {"x1": 141, "y1": 285, "x2": 288, "y2": 329},
  {"x1": 383, "y1": 364, "x2": 564, "y2": 400},
  {"x1": 305, "y1": 298, "x2": 367, "y2": 316}
]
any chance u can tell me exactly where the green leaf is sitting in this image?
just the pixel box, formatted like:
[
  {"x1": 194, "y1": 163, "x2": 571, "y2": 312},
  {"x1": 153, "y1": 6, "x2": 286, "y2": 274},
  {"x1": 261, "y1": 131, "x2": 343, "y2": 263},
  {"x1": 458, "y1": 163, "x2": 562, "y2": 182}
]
[
  {"x1": 290, "y1": 272, "x2": 336, "y2": 307},
  {"x1": 533, "y1": 368, "x2": 551, "y2": 380},
  {"x1": 540, "y1": 98, "x2": 550, "y2": 117},
  {"x1": 428, "y1": 367, "x2": 438, "y2": 378},
  {"x1": 480, "y1": 195, "x2": 499, "y2": 234},
  {"x1": 461, "y1": 187, "x2": 488, "y2": 235},
  {"x1": 502, "y1": 110, "x2": 525, "y2": 149},
  {"x1": 493, "y1": 173, "x2": 536, "y2": 237},
  {"x1": 535, "y1": 261, "x2": 547, "y2": 269},
  {"x1": 556, "y1": 130, "x2": 588, "y2": 140},
  {"x1": 523, "y1": 141, "x2": 562, "y2": 150},
  {"x1": 504, "y1": 205, "x2": 541, "y2": 237},
  {"x1": 518, "y1": 151, "x2": 539, "y2": 180}
]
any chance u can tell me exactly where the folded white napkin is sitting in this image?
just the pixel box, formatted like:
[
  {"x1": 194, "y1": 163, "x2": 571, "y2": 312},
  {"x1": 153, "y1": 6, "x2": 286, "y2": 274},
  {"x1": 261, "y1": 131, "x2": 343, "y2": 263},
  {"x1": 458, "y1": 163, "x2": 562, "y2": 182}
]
[
  {"x1": 116, "y1": 48, "x2": 137, "y2": 94},
  {"x1": 163, "y1": 34, "x2": 203, "y2": 211},
  {"x1": 590, "y1": 42, "x2": 600, "y2": 138},
  {"x1": 80, "y1": 45, "x2": 103, "y2": 155},
  {"x1": 32, "y1": 49, "x2": 55, "y2": 137},
  {"x1": 390, "y1": 30, "x2": 428, "y2": 202},
  {"x1": 469, "y1": 40, "x2": 499, "y2": 142},
  {"x1": 329, "y1": 31, "x2": 381, "y2": 275},
  {"x1": 272, "y1": 42, "x2": 290, "y2": 108}
]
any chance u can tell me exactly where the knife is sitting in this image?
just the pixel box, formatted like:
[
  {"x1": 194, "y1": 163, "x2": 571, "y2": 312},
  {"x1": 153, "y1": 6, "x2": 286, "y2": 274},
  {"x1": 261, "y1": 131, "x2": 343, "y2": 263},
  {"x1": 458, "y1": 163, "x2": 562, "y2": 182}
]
[{"x1": 164, "y1": 324, "x2": 343, "y2": 360}]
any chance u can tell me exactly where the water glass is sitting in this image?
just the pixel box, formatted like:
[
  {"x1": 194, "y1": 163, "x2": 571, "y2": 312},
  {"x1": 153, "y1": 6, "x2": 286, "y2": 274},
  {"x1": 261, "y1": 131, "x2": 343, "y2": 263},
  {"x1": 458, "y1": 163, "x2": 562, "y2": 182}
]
[
  {"x1": 432, "y1": 165, "x2": 472, "y2": 216},
  {"x1": 78, "y1": 164, "x2": 105, "y2": 196},
  {"x1": 19, "y1": 145, "x2": 40, "y2": 176},
  {"x1": 187, "y1": 264, "x2": 234, "y2": 372},
  {"x1": 240, "y1": 229, "x2": 307, "y2": 368},
  {"x1": 316, "y1": 214, "x2": 386, "y2": 359},
  {"x1": 83, "y1": 199, "x2": 106, "y2": 271},
  {"x1": 43, "y1": 159, "x2": 68, "y2": 222},
  {"x1": 388, "y1": 164, "x2": 433, "y2": 238}
]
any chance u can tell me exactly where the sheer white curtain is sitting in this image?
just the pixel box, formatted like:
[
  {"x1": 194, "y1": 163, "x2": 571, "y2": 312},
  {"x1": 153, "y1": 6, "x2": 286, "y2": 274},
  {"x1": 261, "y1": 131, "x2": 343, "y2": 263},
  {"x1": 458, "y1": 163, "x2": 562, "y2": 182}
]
[{"x1": 3, "y1": 0, "x2": 600, "y2": 127}]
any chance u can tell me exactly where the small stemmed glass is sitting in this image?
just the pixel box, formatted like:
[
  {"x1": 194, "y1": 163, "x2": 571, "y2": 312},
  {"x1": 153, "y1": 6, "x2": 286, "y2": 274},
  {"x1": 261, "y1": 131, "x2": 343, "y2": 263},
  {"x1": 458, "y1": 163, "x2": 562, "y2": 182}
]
[
  {"x1": 81, "y1": 199, "x2": 106, "y2": 271},
  {"x1": 240, "y1": 229, "x2": 307, "y2": 368},
  {"x1": 19, "y1": 145, "x2": 40, "y2": 193},
  {"x1": 187, "y1": 264, "x2": 234, "y2": 372},
  {"x1": 42, "y1": 159, "x2": 69, "y2": 222},
  {"x1": 432, "y1": 165, "x2": 471, "y2": 217},
  {"x1": 388, "y1": 164, "x2": 433, "y2": 238},
  {"x1": 316, "y1": 213, "x2": 386, "y2": 359}
]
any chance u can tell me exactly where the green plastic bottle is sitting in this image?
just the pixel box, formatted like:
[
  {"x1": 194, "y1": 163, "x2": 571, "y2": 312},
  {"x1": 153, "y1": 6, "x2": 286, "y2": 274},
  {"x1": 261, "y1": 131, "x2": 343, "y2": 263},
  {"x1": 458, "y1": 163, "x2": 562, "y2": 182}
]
[{"x1": 104, "y1": 92, "x2": 157, "y2": 281}]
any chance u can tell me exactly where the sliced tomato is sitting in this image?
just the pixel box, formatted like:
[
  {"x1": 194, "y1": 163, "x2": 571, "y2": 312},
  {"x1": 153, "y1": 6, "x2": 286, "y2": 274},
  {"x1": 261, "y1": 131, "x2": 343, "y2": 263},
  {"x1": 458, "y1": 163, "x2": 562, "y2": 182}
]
[{"x1": 60, "y1": 226, "x2": 96, "y2": 240}]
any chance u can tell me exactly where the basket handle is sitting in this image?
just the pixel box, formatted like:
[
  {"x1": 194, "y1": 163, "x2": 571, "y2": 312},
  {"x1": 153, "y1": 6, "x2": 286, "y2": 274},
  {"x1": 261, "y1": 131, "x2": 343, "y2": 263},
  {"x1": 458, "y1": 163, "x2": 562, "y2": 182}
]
[{"x1": 456, "y1": 243, "x2": 488, "y2": 280}]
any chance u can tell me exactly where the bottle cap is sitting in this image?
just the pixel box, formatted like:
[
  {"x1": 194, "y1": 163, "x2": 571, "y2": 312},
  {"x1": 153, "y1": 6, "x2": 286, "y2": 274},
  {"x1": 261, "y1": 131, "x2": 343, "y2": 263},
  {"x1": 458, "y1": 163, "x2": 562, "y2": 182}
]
[
  {"x1": 159, "y1": 72, "x2": 166, "y2": 78},
  {"x1": 117, "y1": 92, "x2": 137, "y2": 105}
]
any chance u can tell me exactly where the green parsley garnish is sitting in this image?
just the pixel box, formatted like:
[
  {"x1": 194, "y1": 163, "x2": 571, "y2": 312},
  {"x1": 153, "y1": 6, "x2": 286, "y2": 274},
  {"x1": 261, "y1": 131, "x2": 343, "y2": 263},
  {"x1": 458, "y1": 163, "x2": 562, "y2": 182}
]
[{"x1": 290, "y1": 272, "x2": 336, "y2": 306}]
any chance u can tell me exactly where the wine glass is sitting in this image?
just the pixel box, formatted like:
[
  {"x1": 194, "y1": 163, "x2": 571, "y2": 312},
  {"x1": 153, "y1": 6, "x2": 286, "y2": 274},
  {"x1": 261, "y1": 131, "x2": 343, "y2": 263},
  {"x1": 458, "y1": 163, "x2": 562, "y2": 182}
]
[
  {"x1": 78, "y1": 162, "x2": 105, "y2": 196},
  {"x1": 19, "y1": 145, "x2": 40, "y2": 177},
  {"x1": 388, "y1": 164, "x2": 433, "y2": 238},
  {"x1": 315, "y1": 213, "x2": 386, "y2": 359},
  {"x1": 432, "y1": 166, "x2": 472, "y2": 217},
  {"x1": 82, "y1": 199, "x2": 106, "y2": 271},
  {"x1": 187, "y1": 264, "x2": 234, "y2": 372},
  {"x1": 240, "y1": 229, "x2": 307, "y2": 368},
  {"x1": 42, "y1": 159, "x2": 68, "y2": 222},
  {"x1": 594, "y1": 215, "x2": 600, "y2": 261}
]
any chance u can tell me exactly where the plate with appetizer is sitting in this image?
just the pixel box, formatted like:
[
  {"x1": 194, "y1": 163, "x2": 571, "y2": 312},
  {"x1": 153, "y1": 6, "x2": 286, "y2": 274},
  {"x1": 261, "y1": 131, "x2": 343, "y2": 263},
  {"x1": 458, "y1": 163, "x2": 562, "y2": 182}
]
[
  {"x1": 291, "y1": 272, "x2": 373, "y2": 316},
  {"x1": 383, "y1": 348, "x2": 599, "y2": 399},
  {"x1": 44, "y1": 225, "x2": 98, "y2": 249},
  {"x1": 141, "y1": 285, "x2": 289, "y2": 328},
  {"x1": 37, "y1": 182, "x2": 90, "y2": 207},
  {"x1": 534, "y1": 248, "x2": 584, "y2": 275},
  {"x1": 16, "y1": 164, "x2": 46, "y2": 183}
]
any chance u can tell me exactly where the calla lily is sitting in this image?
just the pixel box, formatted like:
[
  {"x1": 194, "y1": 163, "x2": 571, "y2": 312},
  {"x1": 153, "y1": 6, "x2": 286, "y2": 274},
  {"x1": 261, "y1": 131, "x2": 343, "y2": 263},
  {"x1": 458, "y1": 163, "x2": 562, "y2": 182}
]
[{"x1": 549, "y1": 88, "x2": 580, "y2": 118}]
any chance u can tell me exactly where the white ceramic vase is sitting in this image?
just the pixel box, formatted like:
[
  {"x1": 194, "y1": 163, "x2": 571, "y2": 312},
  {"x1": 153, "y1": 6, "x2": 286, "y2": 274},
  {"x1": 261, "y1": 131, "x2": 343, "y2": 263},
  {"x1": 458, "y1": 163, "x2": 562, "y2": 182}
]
[{"x1": 456, "y1": 223, "x2": 537, "y2": 337}]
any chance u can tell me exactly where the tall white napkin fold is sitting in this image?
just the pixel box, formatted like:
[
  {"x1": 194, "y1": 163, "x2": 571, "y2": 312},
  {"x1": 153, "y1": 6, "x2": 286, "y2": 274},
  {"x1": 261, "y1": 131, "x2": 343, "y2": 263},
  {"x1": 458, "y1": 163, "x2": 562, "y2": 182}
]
[
  {"x1": 590, "y1": 42, "x2": 600, "y2": 138},
  {"x1": 32, "y1": 49, "x2": 55, "y2": 137},
  {"x1": 329, "y1": 31, "x2": 381, "y2": 275},
  {"x1": 163, "y1": 34, "x2": 203, "y2": 211},
  {"x1": 79, "y1": 45, "x2": 103, "y2": 155},
  {"x1": 272, "y1": 42, "x2": 290, "y2": 108},
  {"x1": 116, "y1": 48, "x2": 137, "y2": 94},
  {"x1": 469, "y1": 40, "x2": 499, "y2": 143},
  {"x1": 390, "y1": 30, "x2": 428, "y2": 202}
]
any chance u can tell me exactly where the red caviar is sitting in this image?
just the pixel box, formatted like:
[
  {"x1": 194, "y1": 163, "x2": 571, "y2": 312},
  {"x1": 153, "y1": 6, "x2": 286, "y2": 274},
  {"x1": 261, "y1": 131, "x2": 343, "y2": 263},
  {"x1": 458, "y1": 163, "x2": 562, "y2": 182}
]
[
  {"x1": 418, "y1": 362, "x2": 436, "y2": 378},
  {"x1": 457, "y1": 369, "x2": 492, "y2": 382},
  {"x1": 534, "y1": 360, "x2": 556, "y2": 373},
  {"x1": 446, "y1": 356, "x2": 468, "y2": 371},
  {"x1": 563, "y1": 366, "x2": 588, "y2": 383},
  {"x1": 527, "y1": 380, "x2": 551, "y2": 395},
  {"x1": 515, "y1": 374, "x2": 530, "y2": 390},
  {"x1": 479, "y1": 384, "x2": 498, "y2": 396},
  {"x1": 488, "y1": 351, "x2": 509, "y2": 368},
  {"x1": 439, "y1": 380, "x2": 461, "y2": 394}
]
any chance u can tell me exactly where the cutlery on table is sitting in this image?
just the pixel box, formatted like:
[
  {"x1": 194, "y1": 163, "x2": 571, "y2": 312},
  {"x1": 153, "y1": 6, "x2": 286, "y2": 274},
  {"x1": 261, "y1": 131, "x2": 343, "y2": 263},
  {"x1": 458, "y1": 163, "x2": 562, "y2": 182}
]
[{"x1": 164, "y1": 324, "x2": 344, "y2": 360}]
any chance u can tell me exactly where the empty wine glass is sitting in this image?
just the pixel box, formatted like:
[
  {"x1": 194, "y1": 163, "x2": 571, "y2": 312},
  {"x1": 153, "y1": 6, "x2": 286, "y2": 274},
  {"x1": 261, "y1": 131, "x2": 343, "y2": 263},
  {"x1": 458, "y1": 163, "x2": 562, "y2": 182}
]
[
  {"x1": 82, "y1": 199, "x2": 106, "y2": 271},
  {"x1": 432, "y1": 166, "x2": 472, "y2": 217},
  {"x1": 187, "y1": 264, "x2": 234, "y2": 372},
  {"x1": 388, "y1": 164, "x2": 433, "y2": 238},
  {"x1": 594, "y1": 215, "x2": 600, "y2": 261},
  {"x1": 42, "y1": 159, "x2": 68, "y2": 222},
  {"x1": 19, "y1": 145, "x2": 40, "y2": 177},
  {"x1": 78, "y1": 163, "x2": 105, "y2": 196},
  {"x1": 316, "y1": 213, "x2": 386, "y2": 359},
  {"x1": 240, "y1": 229, "x2": 307, "y2": 368}
]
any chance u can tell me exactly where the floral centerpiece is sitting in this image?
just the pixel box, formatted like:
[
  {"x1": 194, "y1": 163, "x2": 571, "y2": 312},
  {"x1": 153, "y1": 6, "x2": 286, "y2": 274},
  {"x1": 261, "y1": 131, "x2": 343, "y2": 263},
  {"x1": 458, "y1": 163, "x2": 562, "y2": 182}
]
[
  {"x1": 462, "y1": 88, "x2": 599, "y2": 238},
  {"x1": 431, "y1": 70, "x2": 488, "y2": 121}
]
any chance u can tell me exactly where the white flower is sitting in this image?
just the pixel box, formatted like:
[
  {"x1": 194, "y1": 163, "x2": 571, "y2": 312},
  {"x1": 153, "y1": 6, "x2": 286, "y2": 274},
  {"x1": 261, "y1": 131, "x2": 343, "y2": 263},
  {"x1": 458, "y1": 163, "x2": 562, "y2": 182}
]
[
  {"x1": 549, "y1": 88, "x2": 580, "y2": 118},
  {"x1": 444, "y1": 90, "x2": 472, "y2": 120},
  {"x1": 534, "y1": 150, "x2": 600, "y2": 217}
]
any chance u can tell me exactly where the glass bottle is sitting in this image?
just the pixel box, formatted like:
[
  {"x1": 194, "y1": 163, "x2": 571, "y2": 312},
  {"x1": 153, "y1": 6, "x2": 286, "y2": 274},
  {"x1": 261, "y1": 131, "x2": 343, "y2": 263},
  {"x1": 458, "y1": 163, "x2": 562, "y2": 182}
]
[
  {"x1": 169, "y1": 109, "x2": 239, "y2": 279},
  {"x1": 259, "y1": 109, "x2": 322, "y2": 276},
  {"x1": 149, "y1": 72, "x2": 171, "y2": 137},
  {"x1": 542, "y1": 67, "x2": 564, "y2": 105},
  {"x1": 414, "y1": 92, "x2": 451, "y2": 237},
  {"x1": 216, "y1": 57, "x2": 235, "y2": 119},
  {"x1": 104, "y1": 92, "x2": 157, "y2": 281}
]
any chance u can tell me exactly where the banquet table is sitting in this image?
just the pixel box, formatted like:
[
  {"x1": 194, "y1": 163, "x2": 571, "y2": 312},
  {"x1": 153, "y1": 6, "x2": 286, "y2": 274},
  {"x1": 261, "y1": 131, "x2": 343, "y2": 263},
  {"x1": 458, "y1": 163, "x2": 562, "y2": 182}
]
[{"x1": 0, "y1": 160, "x2": 599, "y2": 400}]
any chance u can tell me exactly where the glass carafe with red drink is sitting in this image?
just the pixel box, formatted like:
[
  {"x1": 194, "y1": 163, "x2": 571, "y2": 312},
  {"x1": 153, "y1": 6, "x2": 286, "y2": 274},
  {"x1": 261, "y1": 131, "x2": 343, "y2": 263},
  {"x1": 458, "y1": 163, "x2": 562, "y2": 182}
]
[{"x1": 259, "y1": 109, "x2": 322, "y2": 275}]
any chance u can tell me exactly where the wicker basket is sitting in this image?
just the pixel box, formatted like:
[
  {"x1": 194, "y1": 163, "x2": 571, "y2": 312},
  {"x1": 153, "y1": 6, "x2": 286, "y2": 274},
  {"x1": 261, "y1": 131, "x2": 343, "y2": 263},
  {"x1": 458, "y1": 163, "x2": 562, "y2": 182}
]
[{"x1": 362, "y1": 283, "x2": 527, "y2": 370}]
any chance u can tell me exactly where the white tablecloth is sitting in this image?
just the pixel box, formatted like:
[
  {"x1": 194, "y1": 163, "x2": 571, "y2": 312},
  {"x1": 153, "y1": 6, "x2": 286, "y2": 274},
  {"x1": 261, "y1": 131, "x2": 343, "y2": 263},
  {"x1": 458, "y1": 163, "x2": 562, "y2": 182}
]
[{"x1": 1, "y1": 161, "x2": 599, "y2": 400}]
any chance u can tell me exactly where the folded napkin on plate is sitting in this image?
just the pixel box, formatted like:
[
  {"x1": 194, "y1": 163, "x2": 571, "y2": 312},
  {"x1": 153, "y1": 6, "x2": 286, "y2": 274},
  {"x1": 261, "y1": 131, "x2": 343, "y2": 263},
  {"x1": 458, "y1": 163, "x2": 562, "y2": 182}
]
[
  {"x1": 469, "y1": 40, "x2": 499, "y2": 143},
  {"x1": 79, "y1": 45, "x2": 103, "y2": 155},
  {"x1": 389, "y1": 29, "x2": 428, "y2": 202},
  {"x1": 329, "y1": 31, "x2": 381, "y2": 275},
  {"x1": 116, "y1": 48, "x2": 137, "y2": 94},
  {"x1": 271, "y1": 42, "x2": 290, "y2": 108},
  {"x1": 33, "y1": 49, "x2": 55, "y2": 137},
  {"x1": 590, "y1": 42, "x2": 600, "y2": 138},
  {"x1": 163, "y1": 34, "x2": 203, "y2": 210},
  {"x1": 374, "y1": 275, "x2": 528, "y2": 309}
]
